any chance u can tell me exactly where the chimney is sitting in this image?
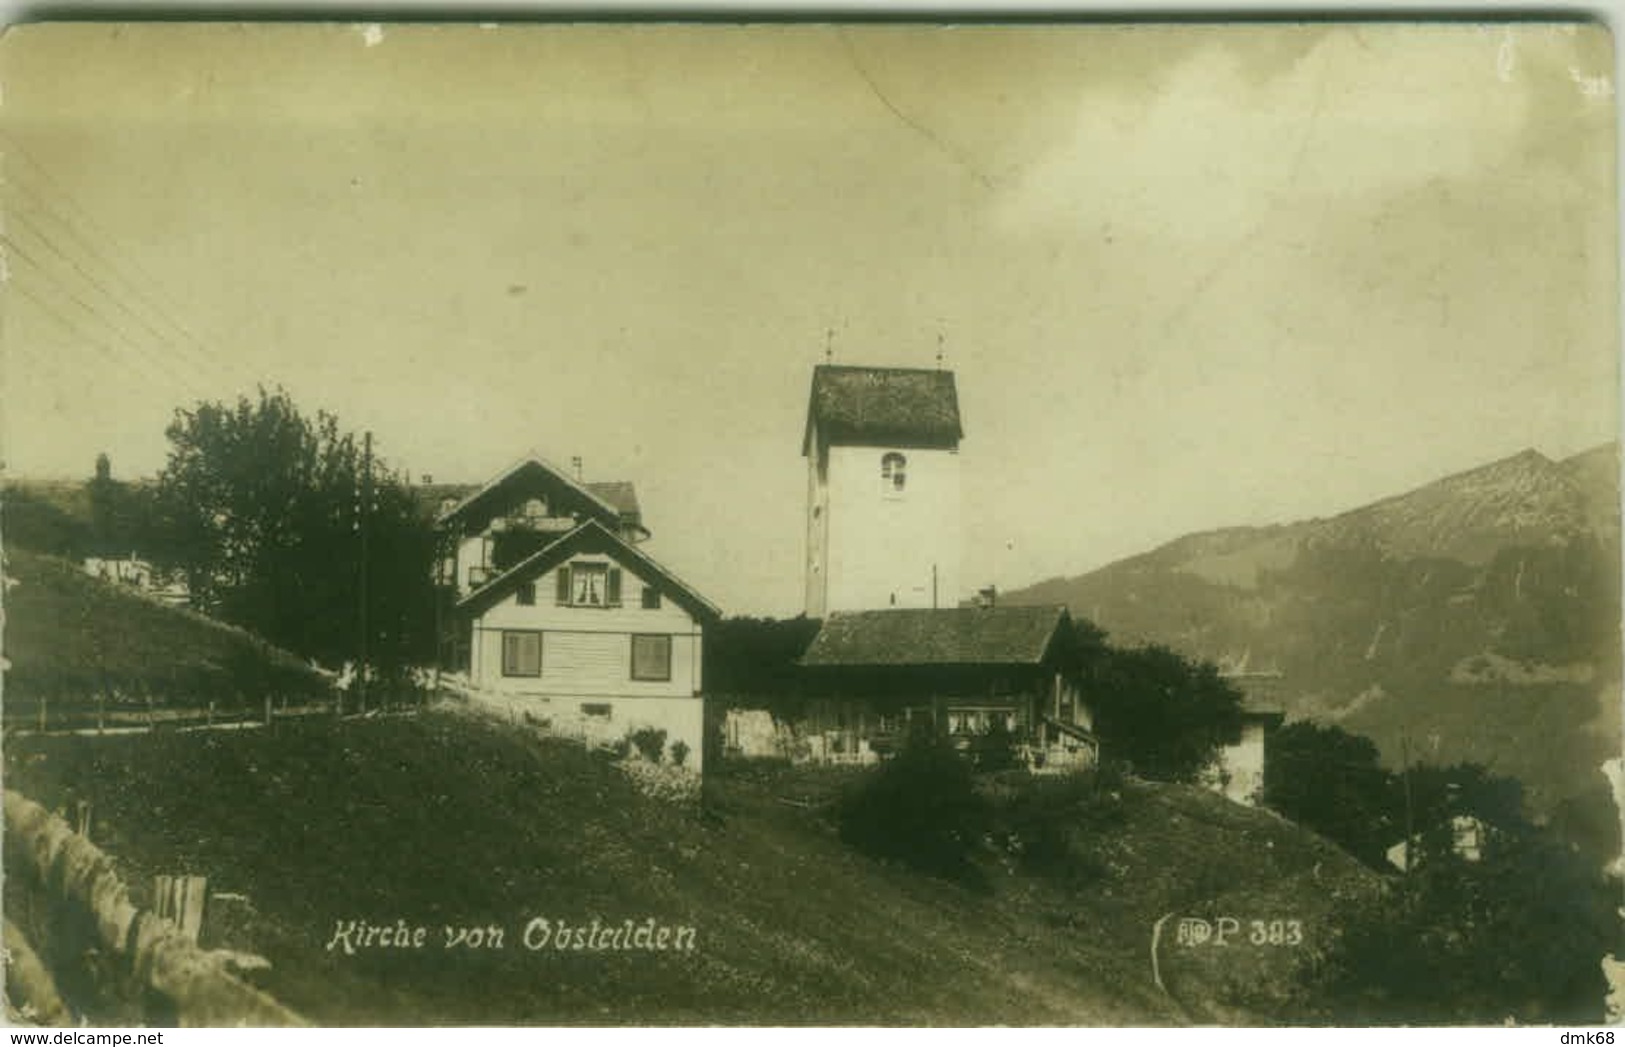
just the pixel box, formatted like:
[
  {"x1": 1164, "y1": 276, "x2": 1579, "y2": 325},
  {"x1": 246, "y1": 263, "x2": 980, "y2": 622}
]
[
  {"x1": 977, "y1": 585, "x2": 997, "y2": 609},
  {"x1": 571, "y1": 456, "x2": 583, "y2": 481}
]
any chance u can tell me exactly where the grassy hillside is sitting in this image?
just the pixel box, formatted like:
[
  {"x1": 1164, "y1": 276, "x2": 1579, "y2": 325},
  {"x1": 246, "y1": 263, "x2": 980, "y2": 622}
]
[
  {"x1": 4, "y1": 483, "x2": 93, "y2": 558},
  {"x1": 2, "y1": 547, "x2": 327, "y2": 713},
  {"x1": 4, "y1": 708, "x2": 1382, "y2": 1025}
]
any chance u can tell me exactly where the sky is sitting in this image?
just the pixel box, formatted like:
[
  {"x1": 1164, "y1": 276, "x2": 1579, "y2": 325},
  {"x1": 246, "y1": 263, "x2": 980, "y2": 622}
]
[{"x1": 1, "y1": 22, "x2": 1617, "y2": 616}]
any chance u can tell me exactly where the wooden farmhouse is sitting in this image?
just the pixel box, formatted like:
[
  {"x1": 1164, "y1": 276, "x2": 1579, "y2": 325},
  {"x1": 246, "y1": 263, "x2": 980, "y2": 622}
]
[
  {"x1": 435, "y1": 455, "x2": 720, "y2": 768},
  {"x1": 798, "y1": 604, "x2": 1099, "y2": 769}
]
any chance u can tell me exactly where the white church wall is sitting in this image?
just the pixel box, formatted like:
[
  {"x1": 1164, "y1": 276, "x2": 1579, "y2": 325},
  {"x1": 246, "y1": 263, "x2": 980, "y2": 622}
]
[{"x1": 821, "y1": 443, "x2": 962, "y2": 612}]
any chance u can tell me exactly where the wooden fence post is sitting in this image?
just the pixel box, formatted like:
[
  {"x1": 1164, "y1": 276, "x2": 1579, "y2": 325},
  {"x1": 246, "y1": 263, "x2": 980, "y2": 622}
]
[
  {"x1": 153, "y1": 874, "x2": 208, "y2": 944},
  {"x1": 264, "y1": 694, "x2": 273, "y2": 727}
]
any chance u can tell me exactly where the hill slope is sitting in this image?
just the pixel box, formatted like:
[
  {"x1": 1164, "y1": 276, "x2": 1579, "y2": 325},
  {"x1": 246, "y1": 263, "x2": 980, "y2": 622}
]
[
  {"x1": 3, "y1": 709, "x2": 1382, "y2": 1025},
  {"x1": 2, "y1": 547, "x2": 327, "y2": 712},
  {"x1": 1007, "y1": 445, "x2": 1622, "y2": 818}
]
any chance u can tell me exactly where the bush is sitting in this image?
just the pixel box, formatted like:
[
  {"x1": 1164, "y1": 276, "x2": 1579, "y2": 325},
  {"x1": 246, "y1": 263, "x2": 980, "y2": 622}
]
[
  {"x1": 836, "y1": 728, "x2": 989, "y2": 888},
  {"x1": 670, "y1": 739, "x2": 690, "y2": 768},
  {"x1": 994, "y1": 762, "x2": 1128, "y2": 885},
  {"x1": 629, "y1": 727, "x2": 667, "y2": 763}
]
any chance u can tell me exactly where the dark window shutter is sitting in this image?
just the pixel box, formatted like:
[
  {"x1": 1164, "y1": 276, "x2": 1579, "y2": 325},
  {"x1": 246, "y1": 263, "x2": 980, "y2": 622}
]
[
  {"x1": 556, "y1": 566, "x2": 571, "y2": 605},
  {"x1": 607, "y1": 567, "x2": 623, "y2": 606}
]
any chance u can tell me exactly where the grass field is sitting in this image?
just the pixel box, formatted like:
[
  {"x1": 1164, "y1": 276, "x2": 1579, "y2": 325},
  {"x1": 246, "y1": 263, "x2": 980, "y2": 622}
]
[
  {"x1": 4, "y1": 705, "x2": 1382, "y2": 1025},
  {"x1": 2, "y1": 548, "x2": 328, "y2": 718}
]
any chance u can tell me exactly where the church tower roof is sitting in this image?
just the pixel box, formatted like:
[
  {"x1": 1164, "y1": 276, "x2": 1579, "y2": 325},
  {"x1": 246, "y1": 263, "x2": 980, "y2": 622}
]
[{"x1": 802, "y1": 364, "x2": 963, "y2": 455}]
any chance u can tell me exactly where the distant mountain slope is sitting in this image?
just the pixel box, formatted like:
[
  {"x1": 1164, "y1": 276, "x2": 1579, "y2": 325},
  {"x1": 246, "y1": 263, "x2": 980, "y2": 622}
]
[{"x1": 1006, "y1": 445, "x2": 1622, "y2": 816}]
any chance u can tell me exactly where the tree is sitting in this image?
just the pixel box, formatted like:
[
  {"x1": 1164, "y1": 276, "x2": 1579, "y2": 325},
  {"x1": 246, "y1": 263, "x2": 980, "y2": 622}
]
[
  {"x1": 153, "y1": 387, "x2": 435, "y2": 675},
  {"x1": 1400, "y1": 762, "x2": 1530, "y2": 852},
  {"x1": 1267, "y1": 728, "x2": 1620, "y2": 1022},
  {"x1": 1264, "y1": 721, "x2": 1397, "y2": 867},
  {"x1": 1086, "y1": 642, "x2": 1244, "y2": 783}
]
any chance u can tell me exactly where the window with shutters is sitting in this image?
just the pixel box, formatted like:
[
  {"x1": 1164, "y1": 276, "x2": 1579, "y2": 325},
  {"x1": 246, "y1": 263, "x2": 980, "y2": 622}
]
[
  {"x1": 555, "y1": 562, "x2": 621, "y2": 607},
  {"x1": 501, "y1": 631, "x2": 542, "y2": 676},
  {"x1": 630, "y1": 634, "x2": 672, "y2": 681}
]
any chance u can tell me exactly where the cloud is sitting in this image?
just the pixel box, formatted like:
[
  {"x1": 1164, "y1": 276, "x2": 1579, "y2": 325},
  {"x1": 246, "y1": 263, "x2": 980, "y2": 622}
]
[{"x1": 991, "y1": 28, "x2": 1535, "y2": 242}]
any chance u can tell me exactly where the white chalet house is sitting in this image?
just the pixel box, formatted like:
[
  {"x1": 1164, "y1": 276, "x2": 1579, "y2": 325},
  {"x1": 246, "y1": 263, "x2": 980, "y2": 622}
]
[{"x1": 436, "y1": 455, "x2": 720, "y2": 768}]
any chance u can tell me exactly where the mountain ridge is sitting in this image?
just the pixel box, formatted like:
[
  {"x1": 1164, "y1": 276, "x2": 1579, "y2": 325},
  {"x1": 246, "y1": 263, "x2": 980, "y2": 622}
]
[{"x1": 1003, "y1": 442, "x2": 1622, "y2": 822}]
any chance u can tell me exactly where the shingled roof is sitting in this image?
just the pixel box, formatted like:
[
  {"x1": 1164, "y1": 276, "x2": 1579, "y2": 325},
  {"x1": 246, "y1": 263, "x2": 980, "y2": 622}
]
[
  {"x1": 800, "y1": 606, "x2": 1071, "y2": 668},
  {"x1": 802, "y1": 365, "x2": 963, "y2": 454},
  {"x1": 584, "y1": 481, "x2": 640, "y2": 520}
]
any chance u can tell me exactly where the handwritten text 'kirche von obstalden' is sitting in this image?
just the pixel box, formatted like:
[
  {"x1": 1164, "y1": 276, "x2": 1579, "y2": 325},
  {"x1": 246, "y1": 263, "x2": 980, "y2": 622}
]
[{"x1": 324, "y1": 917, "x2": 699, "y2": 955}]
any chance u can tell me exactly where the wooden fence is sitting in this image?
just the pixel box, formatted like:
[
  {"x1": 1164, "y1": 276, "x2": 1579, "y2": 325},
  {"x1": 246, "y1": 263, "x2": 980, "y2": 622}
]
[{"x1": 3, "y1": 790, "x2": 305, "y2": 1027}]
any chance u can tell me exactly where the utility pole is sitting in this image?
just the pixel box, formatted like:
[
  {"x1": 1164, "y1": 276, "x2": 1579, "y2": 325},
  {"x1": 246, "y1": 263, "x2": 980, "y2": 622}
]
[
  {"x1": 432, "y1": 530, "x2": 444, "y2": 708},
  {"x1": 358, "y1": 430, "x2": 373, "y2": 716}
]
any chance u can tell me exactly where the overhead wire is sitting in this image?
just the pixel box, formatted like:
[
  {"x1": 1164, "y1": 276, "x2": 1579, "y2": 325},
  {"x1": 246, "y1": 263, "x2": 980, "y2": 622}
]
[
  {"x1": 0, "y1": 129, "x2": 238, "y2": 397},
  {"x1": 2, "y1": 231, "x2": 214, "y2": 402},
  {"x1": 5, "y1": 204, "x2": 221, "y2": 382}
]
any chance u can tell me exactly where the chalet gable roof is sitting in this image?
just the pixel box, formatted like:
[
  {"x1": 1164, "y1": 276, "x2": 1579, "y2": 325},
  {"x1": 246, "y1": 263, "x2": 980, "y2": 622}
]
[
  {"x1": 800, "y1": 606, "x2": 1073, "y2": 668},
  {"x1": 802, "y1": 365, "x2": 964, "y2": 455},
  {"x1": 455, "y1": 519, "x2": 721, "y2": 623},
  {"x1": 436, "y1": 454, "x2": 646, "y2": 539}
]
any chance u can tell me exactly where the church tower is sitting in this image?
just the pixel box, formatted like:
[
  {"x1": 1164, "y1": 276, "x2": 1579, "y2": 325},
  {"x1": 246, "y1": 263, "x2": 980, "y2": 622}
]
[{"x1": 802, "y1": 364, "x2": 963, "y2": 617}]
